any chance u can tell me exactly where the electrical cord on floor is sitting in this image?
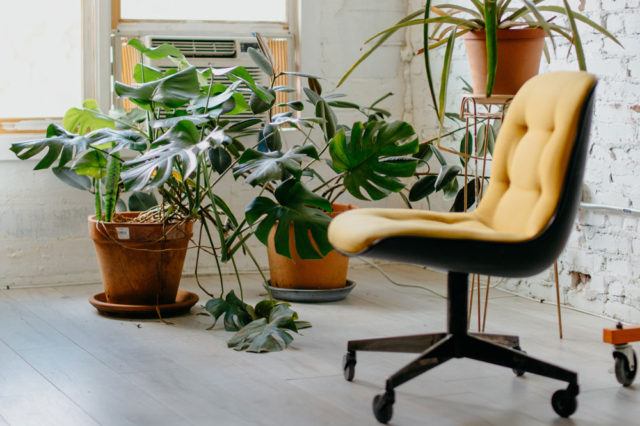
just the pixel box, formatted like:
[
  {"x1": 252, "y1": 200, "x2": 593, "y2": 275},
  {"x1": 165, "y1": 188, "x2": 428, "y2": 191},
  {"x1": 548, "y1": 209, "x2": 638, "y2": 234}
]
[
  {"x1": 360, "y1": 258, "x2": 446, "y2": 299},
  {"x1": 360, "y1": 259, "x2": 508, "y2": 301}
]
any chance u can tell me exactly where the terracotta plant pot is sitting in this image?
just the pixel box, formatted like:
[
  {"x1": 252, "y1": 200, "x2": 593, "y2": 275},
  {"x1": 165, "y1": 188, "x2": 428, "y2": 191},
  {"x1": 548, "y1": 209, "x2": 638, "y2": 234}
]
[
  {"x1": 464, "y1": 29, "x2": 545, "y2": 96},
  {"x1": 267, "y1": 203, "x2": 357, "y2": 290},
  {"x1": 88, "y1": 213, "x2": 193, "y2": 305}
]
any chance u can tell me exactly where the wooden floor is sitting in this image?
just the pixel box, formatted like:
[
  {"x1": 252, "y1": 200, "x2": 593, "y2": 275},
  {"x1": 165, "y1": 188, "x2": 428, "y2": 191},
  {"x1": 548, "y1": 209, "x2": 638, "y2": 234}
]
[{"x1": 0, "y1": 264, "x2": 637, "y2": 426}]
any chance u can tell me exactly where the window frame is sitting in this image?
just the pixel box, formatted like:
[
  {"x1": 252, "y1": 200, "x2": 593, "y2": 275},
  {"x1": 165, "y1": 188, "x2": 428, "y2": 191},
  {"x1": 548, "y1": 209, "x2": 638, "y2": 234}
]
[{"x1": 1, "y1": 0, "x2": 300, "y2": 137}]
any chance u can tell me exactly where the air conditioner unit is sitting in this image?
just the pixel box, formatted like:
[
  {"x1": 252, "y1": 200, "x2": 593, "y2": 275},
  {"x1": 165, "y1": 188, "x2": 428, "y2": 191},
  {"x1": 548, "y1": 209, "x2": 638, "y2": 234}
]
[{"x1": 143, "y1": 36, "x2": 271, "y2": 122}]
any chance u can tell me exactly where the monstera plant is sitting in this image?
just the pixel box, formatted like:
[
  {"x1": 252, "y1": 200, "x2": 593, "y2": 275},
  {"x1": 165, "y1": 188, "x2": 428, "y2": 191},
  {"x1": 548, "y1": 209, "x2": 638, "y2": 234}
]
[{"x1": 225, "y1": 42, "x2": 421, "y2": 292}]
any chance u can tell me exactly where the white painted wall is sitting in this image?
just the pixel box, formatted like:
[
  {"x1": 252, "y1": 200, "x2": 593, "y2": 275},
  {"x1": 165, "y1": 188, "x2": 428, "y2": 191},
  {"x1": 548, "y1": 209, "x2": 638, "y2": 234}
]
[
  {"x1": 404, "y1": 0, "x2": 640, "y2": 322},
  {"x1": 0, "y1": 0, "x2": 408, "y2": 288}
]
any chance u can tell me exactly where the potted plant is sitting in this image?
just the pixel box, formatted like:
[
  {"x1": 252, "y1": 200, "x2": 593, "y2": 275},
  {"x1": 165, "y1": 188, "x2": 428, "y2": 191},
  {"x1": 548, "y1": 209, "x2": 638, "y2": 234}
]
[
  {"x1": 340, "y1": 0, "x2": 620, "y2": 116},
  {"x1": 227, "y1": 41, "x2": 420, "y2": 295}
]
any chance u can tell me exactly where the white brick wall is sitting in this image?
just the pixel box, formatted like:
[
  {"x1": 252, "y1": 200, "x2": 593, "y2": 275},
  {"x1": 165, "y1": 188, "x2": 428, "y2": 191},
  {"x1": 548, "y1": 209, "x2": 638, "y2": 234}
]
[{"x1": 404, "y1": 0, "x2": 640, "y2": 322}]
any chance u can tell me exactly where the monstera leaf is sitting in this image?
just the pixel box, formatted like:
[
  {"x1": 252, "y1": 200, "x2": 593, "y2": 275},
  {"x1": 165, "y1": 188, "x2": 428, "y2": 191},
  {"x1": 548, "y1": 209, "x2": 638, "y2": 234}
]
[
  {"x1": 63, "y1": 99, "x2": 115, "y2": 135},
  {"x1": 329, "y1": 120, "x2": 419, "y2": 200},
  {"x1": 121, "y1": 120, "x2": 209, "y2": 191},
  {"x1": 205, "y1": 290, "x2": 254, "y2": 332},
  {"x1": 245, "y1": 178, "x2": 332, "y2": 259},
  {"x1": 10, "y1": 124, "x2": 86, "y2": 170},
  {"x1": 227, "y1": 303, "x2": 311, "y2": 353},
  {"x1": 114, "y1": 66, "x2": 200, "y2": 109},
  {"x1": 233, "y1": 145, "x2": 319, "y2": 186}
]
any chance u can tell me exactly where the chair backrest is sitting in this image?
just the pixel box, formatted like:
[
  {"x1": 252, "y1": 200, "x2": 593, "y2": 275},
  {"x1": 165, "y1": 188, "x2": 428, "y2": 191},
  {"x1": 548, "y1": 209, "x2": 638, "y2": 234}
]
[{"x1": 475, "y1": 71, "x2": 597, "y2": 240}]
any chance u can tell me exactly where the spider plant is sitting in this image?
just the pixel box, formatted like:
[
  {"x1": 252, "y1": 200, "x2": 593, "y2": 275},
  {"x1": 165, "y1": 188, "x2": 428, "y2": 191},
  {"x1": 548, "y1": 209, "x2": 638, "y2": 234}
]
[{"x1": 340, "y1": 0, "x2": 620, "y2": 122}]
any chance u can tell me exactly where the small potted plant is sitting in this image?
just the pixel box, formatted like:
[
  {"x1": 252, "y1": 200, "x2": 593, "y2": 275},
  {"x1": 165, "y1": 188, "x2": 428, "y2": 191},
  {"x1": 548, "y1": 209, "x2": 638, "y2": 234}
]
[
  {"x1": 230, "y1": 41, "x2": 420, "y2": 297},
  {"x1": 340, "y1": 0, "x2": 620, "y2": 113}
]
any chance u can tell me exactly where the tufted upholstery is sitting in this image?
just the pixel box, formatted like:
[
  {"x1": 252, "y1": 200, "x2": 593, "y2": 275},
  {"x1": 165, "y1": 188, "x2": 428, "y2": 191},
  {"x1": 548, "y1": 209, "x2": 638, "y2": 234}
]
[{"x1": 328, "y1": 71, "x2": 597, "y2": 255}]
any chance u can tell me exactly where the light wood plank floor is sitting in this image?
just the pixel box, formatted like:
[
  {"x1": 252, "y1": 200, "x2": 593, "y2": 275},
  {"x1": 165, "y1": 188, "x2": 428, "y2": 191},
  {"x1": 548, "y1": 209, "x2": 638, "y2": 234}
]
[{"x1": 0, "y1": 264, "x2": 637, "y2": 426}]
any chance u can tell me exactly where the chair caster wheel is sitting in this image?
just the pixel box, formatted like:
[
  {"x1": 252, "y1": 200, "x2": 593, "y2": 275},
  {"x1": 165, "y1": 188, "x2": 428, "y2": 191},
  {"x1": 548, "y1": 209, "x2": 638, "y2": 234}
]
[
  {"x1": 614, "y1": 348, "x2": 637, "y2": 387},
  {"x1": 342, "y1": 351, "x2": 356, "y2": 382},
  {"x1": 512, "y1": 345, "x2": 526, "y2": 377},
  {"x1": 372, "y1": 391, "x2": 395, "y2": 424},
  {"x1": 551, "y1": 388, "x2": 578, "y2": 418}
]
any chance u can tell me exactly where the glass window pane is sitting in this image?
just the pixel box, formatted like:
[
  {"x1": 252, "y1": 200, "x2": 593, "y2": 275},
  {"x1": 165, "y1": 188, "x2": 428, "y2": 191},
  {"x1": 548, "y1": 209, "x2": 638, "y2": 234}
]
[
  {"x1": 121, "y1": 0, "x2": 287, "y2": 22},
  {"x1": 0, "y1": 0, "x2": 82, "y2": 118}
]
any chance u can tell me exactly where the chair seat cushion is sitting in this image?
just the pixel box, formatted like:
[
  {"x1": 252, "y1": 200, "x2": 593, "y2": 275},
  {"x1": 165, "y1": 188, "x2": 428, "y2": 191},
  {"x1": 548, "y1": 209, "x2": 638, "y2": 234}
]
[{"x1": 329, "y1": 208, "x2": 532, "y2": 255}]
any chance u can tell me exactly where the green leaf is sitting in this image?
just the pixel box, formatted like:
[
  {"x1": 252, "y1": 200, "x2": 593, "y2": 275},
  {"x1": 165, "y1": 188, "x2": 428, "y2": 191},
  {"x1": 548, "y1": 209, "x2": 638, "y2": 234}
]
[
  {"x1": 233, "y1": 145, "x2": 319, "y2": 186},
  {"x1": 484, "y1": 0, "x2": 498, "y2": 96},
  {"x1": 442, "y1": 175, "x2": 459, "y2": 200},
  {"x1": 247, "y1": 47, "x2": 274, "y2": 76},
  {"x1": 476, "y1": 123, "x2": 496, "y2": 156},
  {"x1": 114, "y1": 66, "x2": 200, "y2": 109},
  {"x1": 121, "y1": 120, "x2": 208, "y2": 191},
  {"x1": 245, "y1": 179, "x2": 332, "y2": 259},
  {"x1": 562, "y1": 0, "x2": 586, "y2": 71},
  {"x1": 315, "y1": 100, "x2": 337, "y2": 141},
  {"x1": 435, "y1": 164, "x2": 461, "y2": 191},
  {"x1": 459, "y1": 131, "x2": 473, "y2": 166},
  {"x1": 250, "y1": 88, "x2": 276, "y2": 114},
  {"x1": 408, "y1": 175, "x2": 437, "y2": 201},
  {"x1": 128, "y1": 191, "x2": 158, "y2": 212},
  {"x1": 438, "y1": 26, "x2": 457, "y2": 123},
  {"x1": 205, "y1": 291, "x2": 253, "y2": 332},
  {"x1": 133, "y1": 64, "x2": 164, "y2": 83},
  {"x1": 63, "y1": 100, "x2": 116, "y2": 135},
  {"x1": 450, "y1": 177, "x2": 479, "y2": 212},
  {"x1": 127, "y1": 39, "x2": 185, "y2": 60},
  {"x1": 73, "y1": 150, "x2": 107, "y2": 179},
  {"x1": 227, "y1": 118, "x2": 262, "y2": 132},
  {"x1": 228, "y1": 67, "x2": 275, "y2": 104},
  {"x1": 227, "y1": 303, "x2": 310, "y2": 353},
  {"x1": 329, "y1": 121, "x2": 419, "y2": 201},
  {"x1": 208, "y1": 147, "x2": 232, "y2": 174},
  {"x1": 51, "y1": 167, "x2": 92, "y2": 191},
  {"x1": 258, "y1": 124, "x2": 282, "y2": 152}
]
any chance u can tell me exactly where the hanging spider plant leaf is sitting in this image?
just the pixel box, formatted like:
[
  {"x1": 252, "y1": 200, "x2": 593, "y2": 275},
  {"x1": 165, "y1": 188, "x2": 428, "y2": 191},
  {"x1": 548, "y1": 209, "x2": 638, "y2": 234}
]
[
  {"x1": 561, "y1": 0, "x2": 586, "y2": 71},
  {"x1": 233, "y1": 145, "x2": 319, "y2": 186},
  {"x1": 245, "y1": 178, "x2": 332, "y2": 259},
  {"x1": 205, "y1": 290, "x2": 254, "y2": 332},
  {"x1": 329, "y1": 120, "x2": 419, "y2": 201},
  {"x1": 409, "y1": 175, "x2": 437, "y2": 201},
  {"x1": 438, "y1": 27, "x2": 457, "y2": 123},
  {"x1": 114, "y1": 66, "x2": 200, "y2": 109},
  {"x1": 337, "y1": 8, "x2": 426, "y2": 87},
  {"x1": 484, "y1": 0, "x2": 498, "y2": 97},
  {"x1": 537, "y1": 5, "x2": 622, "y2": 47},
  {"x1": 423, "y1": 0, "x2": 439, "y2": 118}
]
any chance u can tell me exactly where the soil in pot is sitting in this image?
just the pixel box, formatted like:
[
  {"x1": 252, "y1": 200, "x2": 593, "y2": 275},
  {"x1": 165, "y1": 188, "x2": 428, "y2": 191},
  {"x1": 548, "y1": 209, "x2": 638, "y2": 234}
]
[
  {"x1": 464, "y1": 28, "x2": 545, "y2": 96},
  {"x1": 88, "y1": 212, "x2": 193, "y2": 305},
  {"x1": 267, "y1": 203, "x2": 357, "y2": 290}
]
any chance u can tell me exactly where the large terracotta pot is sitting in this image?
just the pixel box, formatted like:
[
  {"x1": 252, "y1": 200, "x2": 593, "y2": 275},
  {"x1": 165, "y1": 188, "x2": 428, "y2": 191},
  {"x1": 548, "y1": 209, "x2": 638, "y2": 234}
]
[
  {"x1": 267, "y1": 203, "x2": 357, "y2": 290},
  {"x1": 88, "y1": 213, "x2": 193, "y2": 305},
  {"x1": 464, "y1": 29, "x2": 545, "y2": 96}
]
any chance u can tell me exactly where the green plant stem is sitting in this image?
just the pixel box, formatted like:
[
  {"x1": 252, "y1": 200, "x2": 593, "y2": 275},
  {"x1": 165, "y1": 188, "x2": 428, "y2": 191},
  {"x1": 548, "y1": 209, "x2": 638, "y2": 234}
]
[{"x1": 94, "y1": 179, "x2": 102, "y2": 219}]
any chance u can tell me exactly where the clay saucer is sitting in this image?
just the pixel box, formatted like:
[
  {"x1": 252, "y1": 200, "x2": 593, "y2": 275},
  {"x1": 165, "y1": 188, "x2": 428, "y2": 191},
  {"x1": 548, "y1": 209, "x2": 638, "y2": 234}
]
[{"x1": 89, "y1": 290, "x2": 199, "y2": 318}]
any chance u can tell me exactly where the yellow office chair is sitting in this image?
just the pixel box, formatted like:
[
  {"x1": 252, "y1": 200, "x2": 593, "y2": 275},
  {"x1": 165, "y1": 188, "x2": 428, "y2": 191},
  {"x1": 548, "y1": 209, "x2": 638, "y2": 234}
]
[{"x1": 329, "y1": 71, "x2": 597, "y2": 423}]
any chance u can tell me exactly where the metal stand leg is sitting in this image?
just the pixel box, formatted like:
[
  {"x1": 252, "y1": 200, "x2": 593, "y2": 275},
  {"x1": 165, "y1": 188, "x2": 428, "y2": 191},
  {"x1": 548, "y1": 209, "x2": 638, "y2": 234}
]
[{"x1": 554, "y1": 261, "x2": 564, "y2": 339}]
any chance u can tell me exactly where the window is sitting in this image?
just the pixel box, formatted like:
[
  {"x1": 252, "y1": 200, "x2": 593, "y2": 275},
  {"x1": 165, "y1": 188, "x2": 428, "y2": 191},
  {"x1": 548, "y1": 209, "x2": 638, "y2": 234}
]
[
  {"x1": 120, "y1": 0, "x2": 287, "y2": 23},
  {"x1": 0, "y1": 0, "x2": 82, "y2": 132}
]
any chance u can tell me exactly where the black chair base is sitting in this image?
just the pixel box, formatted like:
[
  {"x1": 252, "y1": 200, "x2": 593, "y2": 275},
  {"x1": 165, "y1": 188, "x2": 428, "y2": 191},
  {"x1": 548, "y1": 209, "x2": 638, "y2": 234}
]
[{"x1": 342, "y1": 272, "x2": 579, "y2": 424}]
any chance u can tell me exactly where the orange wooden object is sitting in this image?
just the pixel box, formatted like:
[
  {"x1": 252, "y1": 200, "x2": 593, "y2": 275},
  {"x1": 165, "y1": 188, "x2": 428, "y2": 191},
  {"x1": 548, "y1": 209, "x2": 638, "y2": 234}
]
[{"x1": 603, "y1": 325, "x2": 640, "y2": 345}]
